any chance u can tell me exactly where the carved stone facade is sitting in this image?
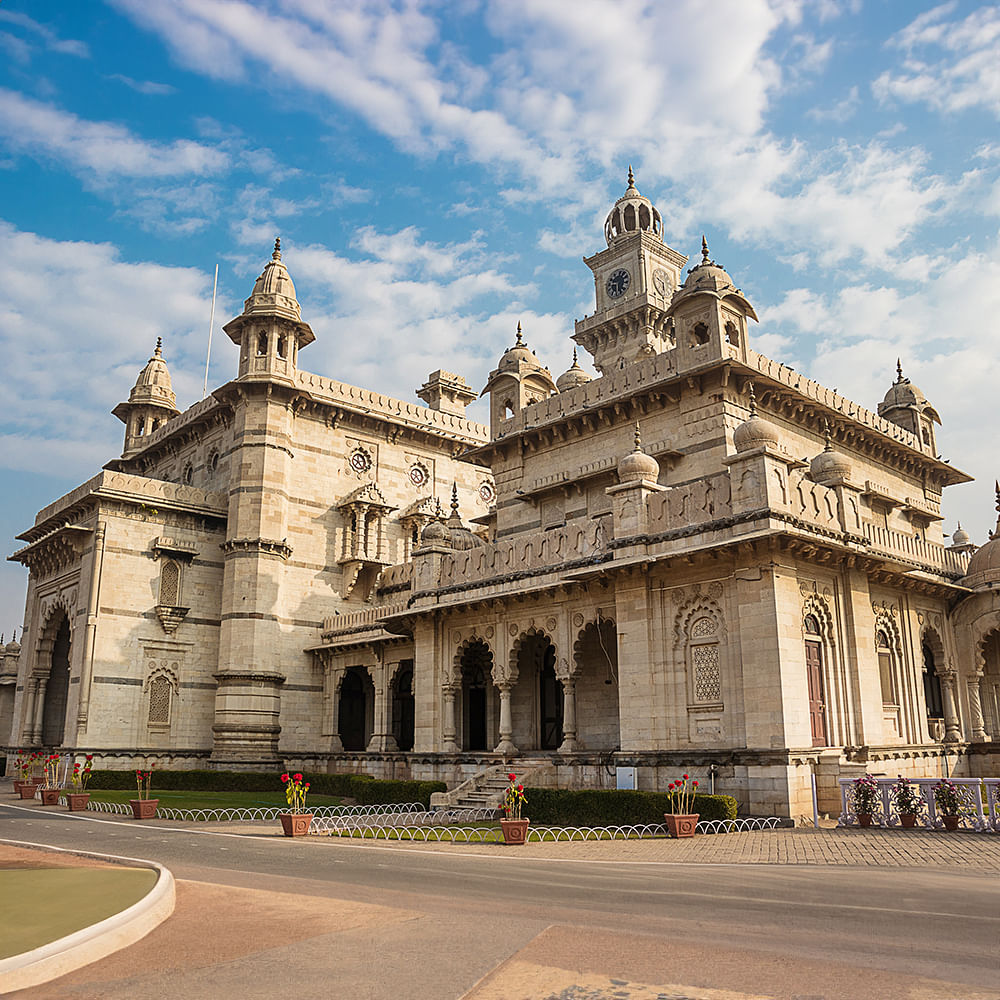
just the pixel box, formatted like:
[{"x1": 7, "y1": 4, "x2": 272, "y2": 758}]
[{"x1": 5, "y1": 181, "x2": 998, "y2": 818}]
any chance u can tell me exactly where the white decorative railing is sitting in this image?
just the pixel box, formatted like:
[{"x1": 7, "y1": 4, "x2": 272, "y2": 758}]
[
  {"x1": 837, "y1": 777, "x2": 1000, "y2": 832},
  {"x1": 862, "y1": 524, "x2": 970, "y2": 576},
  {"x1": 65, "y1": 798, "x2": 427, "y2": 823},
  {"x1": 322, "y1": 601, "x2": 409, "y2": 636}
]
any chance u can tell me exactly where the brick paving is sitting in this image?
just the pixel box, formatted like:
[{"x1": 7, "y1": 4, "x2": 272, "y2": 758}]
[{"x1": 282, "y1": 824, "x2": 1000, "y2": 871}]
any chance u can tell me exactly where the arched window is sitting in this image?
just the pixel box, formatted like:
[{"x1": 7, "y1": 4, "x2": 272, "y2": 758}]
[
  {"x1": 725, "y1": 321, "x2": 740, "y2": 346},
  {"x1": 148, "y1": 675, "x2": 172, "y2": 726},
  {"x1": 688, "y1": 615, "x2": 722, "y2": 704},
  {"x1": 209, "y1": 451, "x2": 220, "y2": 473},
  {"x1": 503, "y1": 400, "x2": 514, "y2": 419},
  {"x1": 691, "y1": 322, "x2": 709, "y2": 347},
  {"x1": 876, "y1": 629, "x2": 897, "y2": 707},
  {"x1": 804, "y1": 614, "x2": 827, "y2": 746},
  {"x1": 183, "y1": 463, "x2": 193, "y2": 485},
  {"x1": 922, "y1": 642, "x2": 943, "y2": 719},
  {"x1": 277, "y1": 335, "x2": 287, "y2": 359},
  {"x1": 256, "y1": 332, "x2": 268, "y2": 356},
  {"x1": 159, "y1": 560, "x2": 180, "y2": 607}
]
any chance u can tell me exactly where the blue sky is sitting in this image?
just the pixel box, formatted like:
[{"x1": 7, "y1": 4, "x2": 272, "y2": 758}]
[{"x1": 1, "y1": 0, "x2": 999, "y2": 630}]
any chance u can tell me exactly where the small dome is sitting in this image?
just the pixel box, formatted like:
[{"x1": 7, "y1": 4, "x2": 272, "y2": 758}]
[
  {"x1": 879, "y1": 361, "x2": 940, "y2": 422},
  {"x1": 420, "y1": 519, "x2": 448, "y2": 544},
  {"x1": 951, "y1": 523, "x2": 971, "y2": 547},
  {"x1": 733, "y1": 383, "x2": 780, "y2": 453},
  {"x1": 604, "y1": 166, "x2": 663, "y2": 246},
  {"x1": 241, "y1": 238, "x2": 302, "y2": 322},
  {"x1": 963, "y1": 485, "x2": 1000, "y2": 586},
  {"x1": 4, "y1": 634, "x2": 19, "y2": 654},
  {"x1": 497, "y1": 322, "x2": 542, "y2": 372},
  {"x1": 127, "y1": 338, "x2": 177, "y2": 410},
  {"x1": 617, "y1": 424, "x2": 660, "y2": 483},
  {"x1": 810, "y1": 427, "x2": 852, "y2": 485},
  {"x1": 556, "y1": 349, "x2": 592, "y2": 392},
  {"x1": 682, "y1": 236, "x2": 738, "y2": 293}
]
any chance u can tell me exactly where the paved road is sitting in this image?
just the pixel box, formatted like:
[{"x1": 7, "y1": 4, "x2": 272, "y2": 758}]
[{"x1": 2, "y1": 800, "x2": 998, "y2": 1000}]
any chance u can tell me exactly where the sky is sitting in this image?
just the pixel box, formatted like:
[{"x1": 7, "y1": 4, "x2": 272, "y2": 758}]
[{"x1": 1, "y1": 0, "x2": 998, "y2": 631}]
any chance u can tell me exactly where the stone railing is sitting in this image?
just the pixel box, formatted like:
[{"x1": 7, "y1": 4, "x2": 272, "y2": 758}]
[
  {"x1": 862, "y1": 523, "x2": 970, "y2": 577},
  {"x1": 788, "y1": 473, "x2": 841, "y2": 531},
  {"x1": 646, "y1": 473, "x2": 732, "y2": 532},
  {"x1": 321, "y1": 601, "x2": 409, "y2": 637},
  {"x1": 838, "y1": 777, "x2": 1000, "y2": 832}
]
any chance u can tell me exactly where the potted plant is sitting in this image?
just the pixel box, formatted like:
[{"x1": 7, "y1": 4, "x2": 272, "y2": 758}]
[
  {"x1": 66, "y1": 755, "x2": 94, "y2": 811},
  {"x1": 933, "y1": 779, "x2": 962, "y2": 831},
  {"x1": 12, "y1": 751, "x2": 30, "y2": 794},
  {"x1": 279, "y1": 772, "x2": 312, "y2": 836},
  {"x1": 851, "y1": 774, "x2": 880, "y2": 827},
  {"x1": 499, "y1": 773, "x2": 529, "y2": 844},
  {"x1": 130, "y1": 765, "x2": 158, "y2": 819},
  {"x1": 892, "y1": 776, "x2": 922, "y2": 828},
  {"x1": 17, "y1": 752, "x2": 44, "y2": 799},
  {"x1": 664, "y1": 774, "x2": 699, "y2": 838},
  {"x1": 39, "y1": 753, "x2": 62, "y2": 805}
]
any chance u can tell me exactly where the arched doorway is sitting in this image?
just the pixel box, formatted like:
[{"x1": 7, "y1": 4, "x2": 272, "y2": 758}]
[
  {"x1": 572, "y1": 618, "x2": 620, "y2": 751},
  {"x1": 509, "y1": 630, "x2": 558, "y2": 750},
  {"x1": 804, "y1": 614, "x2": 827, "y2": 747},
  {"x1": 391, "y1": 661, "x2": 415, "y2": 752},
  {"x1": 459, "y1": 640, "x2": 493, "y2": 751},
  {"x1": 41, "y1": 615, "x2": 71, "y2": 747},
  {"x1": 922, "y1": 640, "x2": 944, "y2": 739},
  {"x1": 539, "y1": 658, "x2": 563, "y2": 750},
  {"x1": 982, "y1": 630, "x2": 1000, "y2": 740},
  {"x1": 338, "y1": 666, "x2": 374, "y2": 751}
]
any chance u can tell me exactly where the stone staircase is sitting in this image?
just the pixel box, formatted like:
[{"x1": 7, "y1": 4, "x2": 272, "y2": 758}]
[{"x1": 431, "y1": 764, "x2": 530, "y2": 811}]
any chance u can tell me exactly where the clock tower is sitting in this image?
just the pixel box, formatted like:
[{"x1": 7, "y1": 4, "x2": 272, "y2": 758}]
[{"x1": 573, "y1": 168, "x2": 689, "y2": 375}]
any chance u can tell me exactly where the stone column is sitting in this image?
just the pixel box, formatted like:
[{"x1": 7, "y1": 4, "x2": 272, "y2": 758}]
[
  {"x1": 441, "y1": 682, "x2": 458, "y2": 752},
  {"x1": 77, "y1": 519, "x2": 107, "y2": 740},
  {"x1": 940, "y1": 671, "x2": 961, "y2": 743},
  {"x1": 328, "y1": 665, "x2": 344, "y2": 753},
  {"x1": 21, "y1": 677, "x2": 38, "y2": 745},
  {"x1": 968, "y1": 674, "x2": 988, "y2": 742},
  {"x1": 32, "y1": 678, "x2": 47, "y2": 745},
  {"x1": 367, "y1": 659, "x2": 398, "y2": 752},
  {"x1": 494, "y1": 682, "x2": 519, "y2": 756},
  {"x1": 558, "y1": 676, "x2": 580, "y2": 752}
]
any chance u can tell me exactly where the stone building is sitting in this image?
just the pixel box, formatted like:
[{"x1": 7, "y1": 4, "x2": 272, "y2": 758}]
[{"x1": 6, "y1": 175, "x2": 999, "y2": 817}]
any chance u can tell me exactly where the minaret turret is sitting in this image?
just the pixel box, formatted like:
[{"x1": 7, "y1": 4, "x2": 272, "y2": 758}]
[
  {"x1": 223, "y1": 238, "x2": 315, "y2": 383},
  {"x1": 877, "y1": 360, "x2": 940, "y2": 455},
  {"x1": 111, "y1": 338, "x2": 181, "y2": 457}
]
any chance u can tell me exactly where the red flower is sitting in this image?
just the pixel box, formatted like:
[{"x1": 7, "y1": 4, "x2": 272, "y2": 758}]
[
  {"x1": 86, "y1": 755, "x2": 93, "y2": 761},
  {"x1": 508, "y1": 773, "x2": 516, "y2": 781},
  {"x1": 693, "y1": 781, "x2": 699, "y2": 787},
  {"x1": 304, "y1": 783, "x2": 310, "y2": 790},
  {"x1": 517, "y1": 785, "x2": 523, "y2": 792},
  {"x1": 683, "y1": 774, "x2": 689, "y2": 780},
  {"x1": 293, "y1": 773, "x2": 303, "y2": 782},
  {"x1": 281, "y1": 773, "x2": 290, "y2": 783}
]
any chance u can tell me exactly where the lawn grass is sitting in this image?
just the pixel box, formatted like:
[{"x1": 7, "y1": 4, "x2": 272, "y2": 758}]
[{"x1": 87, "y1": 789, "x2": 342, "y2": 811}]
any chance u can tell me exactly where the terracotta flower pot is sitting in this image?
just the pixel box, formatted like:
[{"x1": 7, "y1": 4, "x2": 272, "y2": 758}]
[
  {"x1": 39, "y1": 787, "x2": 62, "y2": 806},
  {"x1": 129, "y1": 798, "x2": 159, "y2": 819},
  {"x1": 500, "y1": 818, "x2": 530, "y2": 845},
  {"x1": 18, "y1": 783, "x2": 37, "y2": 800},
  {"x1": 899, "y1": 813, "x2": 918, "y2": 829},
  {"x1": 664, "y1": 813, "x2": 699, "y2": 838},
  {"x1": 941, "y1": 814, "x2": 960, "y2": 832},
  {"x1": 279, "y1": 812, "x2": 313, "y2": 837},
  {"x1": 856, "y1": 813, "x2": 873, "y2": 828},
  {"x1": 12, "y1": 780, "x2": 25, "y2": 795},
  {"x1": 66, "y1": 792, "x2": 91, "y2": 812}
]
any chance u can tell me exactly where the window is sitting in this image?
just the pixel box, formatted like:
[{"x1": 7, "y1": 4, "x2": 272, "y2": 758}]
[
  {"x1": 725, "y1": 321, "x2": 740, "y2": 346},
  {"x1": 148, "y1": 675, "x2": 172, "y2": 726},
  {"x1": 876, "y1": 629, "x2": 897, "y2": 706},
  {"x1": 159, "y1": 560, "x2": 180, "y2": 607},
  {"x1": 688, "y1": 615, "x2": 721, "y2": 703},
  {"x1": 691, "y1": 322, "x2": 709, "y2": 347},
  {"x1": 209, "y1": 451, "x2": 220, "y2": 473},
  {"x1": 183, "y1": 464, "x2": 193, "y2": 485},
  {"x1": 804, "y1": 614, "x2": 827, "y2": 746},
  {"x1": 256, "y1": 332, "x2": 268, "y2": 356},
  {"x1": 277, "y1": 335, "x2": 287, "y2": 359}
]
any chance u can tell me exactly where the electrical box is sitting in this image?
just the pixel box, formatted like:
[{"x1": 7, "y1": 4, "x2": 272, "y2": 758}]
[{"x1": 616, "y1": 766, "x2": 636, "y2": 790}]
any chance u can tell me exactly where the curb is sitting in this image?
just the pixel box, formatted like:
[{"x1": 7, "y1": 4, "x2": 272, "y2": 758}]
[{"x1": 0, "y1": 839, "x2": 176, "y2": 994}]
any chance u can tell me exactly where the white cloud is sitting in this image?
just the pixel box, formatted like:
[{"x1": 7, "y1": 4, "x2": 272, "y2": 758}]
[
  {"x1": 874, "y1": 4, "x2": 1000, "y2": 118},
  {"x1": 108, "y1": 73, "x2": 176, "y2": 96},
  {"x1": 808, "y1": 85, "x2": 860, "y2": 122},
  {"x1": 0, "y1": 10, "x2": 89, "y2": 58},
  {"x1": 0, "y1": 89, "x2": 228, "y2": 178}
]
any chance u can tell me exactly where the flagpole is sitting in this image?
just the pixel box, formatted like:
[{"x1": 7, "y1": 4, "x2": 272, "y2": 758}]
[{"x1": 203, "y1": 263, "x2": 219, "y2": 398}]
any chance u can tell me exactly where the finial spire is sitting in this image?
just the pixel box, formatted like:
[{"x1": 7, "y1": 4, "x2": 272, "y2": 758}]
[
  {"x1": 627, "y1": 164, "x2": 635, "y2": 188},
  {"x1": 515, "y1": 321, "x2": 524, "y2": 346},
  {"x1": 701, "y1": 235, "x2": 710, "y2": 264},
  {"x1": 272, "y1": 236, "x2": 281, "y2": 260},
  {"x1": 435, "y1": 498, "x2": 445, "y2": 518},
  {"x1": 451, "y1": 482, "x2": 460, "y2": 516},
  {"x1": 747, "y1": 380, "x2": 757, "y2": 418},
  {"x1": 823, "y1": 419, "x2": 833, "y2": 452},
  {"x1": 572, "y1": 347, "x2": 578, "y2": 364},
  {"x1": 896, "y1": 358, "x2": 904, "y2": 383},
  {"x1": 153, "y1": 336, "x2": 163, "y2": 358},
  {"x1": 995, "y1": 479, "x2": 1000, "y2": 513},
  {"x1": 633, "y1": 421, "x2": 643, "y2": 452}
]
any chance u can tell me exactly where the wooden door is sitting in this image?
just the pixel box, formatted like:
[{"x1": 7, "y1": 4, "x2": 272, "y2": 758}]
[{"x1": 805, "y1": 640, "x2": 827, "y2": 747}]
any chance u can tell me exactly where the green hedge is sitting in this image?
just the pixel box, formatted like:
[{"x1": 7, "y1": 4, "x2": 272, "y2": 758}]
[
  {"x1": 84, "y1": 769, "x2": 446, "y2": 808},
  {"x1": 523, "y1": 788, "x2": 738, "y2": 826}
]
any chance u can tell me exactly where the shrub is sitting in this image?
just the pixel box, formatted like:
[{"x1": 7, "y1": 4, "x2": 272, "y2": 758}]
[
  {"x1": 524, "y1": 787, "x2": 737, "y2": 826},
  {"x1": 83, "y1": 769, "x2": 445, "y2": 807}
]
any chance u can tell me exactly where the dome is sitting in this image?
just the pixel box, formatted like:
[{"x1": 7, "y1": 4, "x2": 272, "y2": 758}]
[
  {"x1": 556, "y1": 349, "x2": 592, "y2": 392},
  {"x1": 497, "y1": 322, "x2": 542, "y2": 372},
  {"x1": 241, "y1": 237, "x2": 302, "y2": 322},
  {"x1": 733, "y1": 383, "x2": 780, "y2": 453},
  {"x1": 879, "y1": 361, "x2": 940, "y2": 421},
  {"x1": 4, "y1": 633, "x2": 19, "y2": 654},
  {"x1": 127, "y1": 338, "x2": 177, "y2": 410},
  {"x1": 604, "y1": 166, "x2": 663, "y2": 246},
  {"x1": 810, "y1": 425, "x2": 852, "y2": 484},
  {"x1": 667, "y1": 237, "x2": 758, "y2": 322},
  {"x1": 617, "y1": 424, "x2": 660, "y2": 483},
  {"x1": 420, "y1": 519, "x2": 448, "y2": 545},
  {"x1": 951, "y1": 523, "x2": 971, "y2": 547},
  {"x1": 962, "y1": 485, "x2": 1000, "y2": 586}
]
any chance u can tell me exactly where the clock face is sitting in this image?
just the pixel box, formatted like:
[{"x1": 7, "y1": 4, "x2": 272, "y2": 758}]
[
  {"x1": 653, "y1": 268, "x2": 673, "y2": 296},
  {"x1": 605, "y1": 268, "x2": 630, "y2": 299}
]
